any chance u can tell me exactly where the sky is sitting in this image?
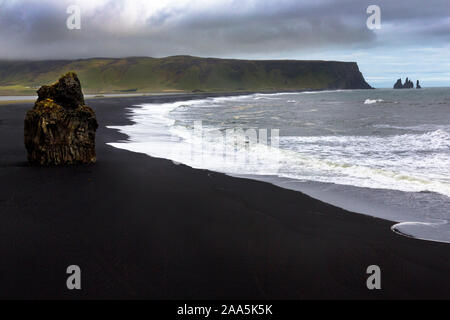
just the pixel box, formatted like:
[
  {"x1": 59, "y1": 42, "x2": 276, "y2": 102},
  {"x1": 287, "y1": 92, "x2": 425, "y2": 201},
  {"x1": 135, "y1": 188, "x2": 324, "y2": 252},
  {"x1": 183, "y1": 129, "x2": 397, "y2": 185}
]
[{"x1": 0, "y1": 0, "x2": 449, "y2": 87}]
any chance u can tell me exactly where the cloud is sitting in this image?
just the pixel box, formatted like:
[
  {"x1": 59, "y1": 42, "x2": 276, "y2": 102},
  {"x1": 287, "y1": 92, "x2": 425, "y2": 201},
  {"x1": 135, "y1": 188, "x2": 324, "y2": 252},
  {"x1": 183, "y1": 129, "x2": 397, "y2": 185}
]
[
  {"x1": 0, "y1": 0, "x2": 448, "y2": 86},
  {"x1": 0, "y1": 0, "x2": 375, "y2": 59}
]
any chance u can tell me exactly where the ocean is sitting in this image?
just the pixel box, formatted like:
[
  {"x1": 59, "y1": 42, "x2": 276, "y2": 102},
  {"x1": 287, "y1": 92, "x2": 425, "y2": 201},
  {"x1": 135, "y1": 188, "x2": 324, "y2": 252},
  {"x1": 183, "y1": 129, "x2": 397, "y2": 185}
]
[{"x1": 108, "y1": 88, "x2": 450, "y2": 243}]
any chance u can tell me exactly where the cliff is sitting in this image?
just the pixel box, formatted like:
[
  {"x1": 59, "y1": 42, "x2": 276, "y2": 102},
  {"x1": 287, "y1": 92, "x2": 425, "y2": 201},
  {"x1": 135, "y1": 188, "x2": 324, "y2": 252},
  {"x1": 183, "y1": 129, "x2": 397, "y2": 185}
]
[{"x1": 0, "y1": 56, "x2": 372, "y2": 94}]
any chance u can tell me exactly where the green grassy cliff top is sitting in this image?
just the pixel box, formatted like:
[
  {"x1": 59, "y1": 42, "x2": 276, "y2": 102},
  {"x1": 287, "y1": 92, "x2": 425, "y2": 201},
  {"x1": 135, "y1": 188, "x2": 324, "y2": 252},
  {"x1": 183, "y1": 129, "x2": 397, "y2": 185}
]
[{"x1": 0, "y1": 56, "x2": 372, "y2": 95}]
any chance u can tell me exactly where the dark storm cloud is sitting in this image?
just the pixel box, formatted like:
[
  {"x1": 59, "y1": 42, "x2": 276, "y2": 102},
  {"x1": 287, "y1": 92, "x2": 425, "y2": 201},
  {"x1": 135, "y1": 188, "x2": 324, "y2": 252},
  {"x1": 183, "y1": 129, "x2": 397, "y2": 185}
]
[{"x1": 0, "y1": 0, "x2": 448, "y2": 60}]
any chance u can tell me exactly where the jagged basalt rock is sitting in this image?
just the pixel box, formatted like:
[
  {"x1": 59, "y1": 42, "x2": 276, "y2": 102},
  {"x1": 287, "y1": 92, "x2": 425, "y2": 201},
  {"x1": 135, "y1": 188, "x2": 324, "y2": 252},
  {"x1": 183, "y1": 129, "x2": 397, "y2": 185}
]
[
  {"x1": 416, "y1": 80, "x2": 422, "y2": 89},
  {"x1": 394, "y1": 79, "x2": 403, "y2": 89},
  {"x1": 393, "y1": 77, "x2": 415, "y2": 89},
  {"x1": 404, "y1": 77, "x2": 414, "y2": 89},
  {"x1": 24, "y1": 72, "x2": 98, "y2": 165}
]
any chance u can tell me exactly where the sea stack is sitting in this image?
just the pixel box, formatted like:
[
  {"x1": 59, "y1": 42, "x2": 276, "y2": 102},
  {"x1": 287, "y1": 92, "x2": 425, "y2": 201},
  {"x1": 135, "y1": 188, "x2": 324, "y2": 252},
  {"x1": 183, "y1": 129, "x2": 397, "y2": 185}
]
[
  {"x1": 393, "y1": 79, "x2": 403, "y2": 89},
  {"x1": 24, "y1": 72, "x2": 98, "y2": 165},
  {"x1": 393, "y1": 77, "x2": 414, "y2": 89},
  {"x1": 404, "y1": 77, "x2": 414, "y2": 88},
  {"x1": 416, "y1": 80, "x2": 422, "y2": 89}
]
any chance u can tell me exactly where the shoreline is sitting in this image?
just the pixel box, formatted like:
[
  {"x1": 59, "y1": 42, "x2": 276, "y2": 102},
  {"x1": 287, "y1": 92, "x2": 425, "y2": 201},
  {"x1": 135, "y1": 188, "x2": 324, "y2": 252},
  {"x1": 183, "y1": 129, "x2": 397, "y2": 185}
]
[
  {"x1": 0, "y1": 88, "x2": 360, "y2": 104},
  {"x1": 234, "y1": 173, "x2": 450, "y2": 244},
  {"x1": 105, "y1": 91, "x2": 450, "y2": 244},
  {"x1": 1, "y1": 94, "x2": 450, "y2": 298}
]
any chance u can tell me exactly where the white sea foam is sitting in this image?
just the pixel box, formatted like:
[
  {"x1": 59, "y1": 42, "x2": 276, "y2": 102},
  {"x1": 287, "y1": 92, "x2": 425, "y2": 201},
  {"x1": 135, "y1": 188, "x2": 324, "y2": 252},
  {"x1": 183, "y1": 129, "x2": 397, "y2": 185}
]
[
  {"x1": 364, "y1": 98, "x2": 384, "y2": 104},
  {"x1": 373, "y1": 124, "x2": 450, "y2": 132},
  {"x1": 108, "y1": 95, "x2": 450, "y2": 199},
  {"x1": 108, "y1": 97, "x2": 281, "y2": 175},
  {"x1": 279, "y1": 130, "x2": 450, "y2": 195},
  {"x1": 392, "y1": 220, "x2": 450, "y2": 244}
]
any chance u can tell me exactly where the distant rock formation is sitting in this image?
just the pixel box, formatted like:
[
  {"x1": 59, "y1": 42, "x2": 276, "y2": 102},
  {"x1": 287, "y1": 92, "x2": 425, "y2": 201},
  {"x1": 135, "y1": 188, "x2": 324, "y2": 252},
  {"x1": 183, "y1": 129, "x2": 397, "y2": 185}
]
[
  {"x1": 404, "y1": 78, "x2": 414, "y2": 88},
  {"x1": 393, "y1": 79, "x2": 403, "y2": 89},
  {"x1": 24, "y1": 72, "x2": 98, "y2": 165},
  {"x1": 393, "y1": 77, "x2": 415, "y2": 89},
  {"x1": 416, "y1": 80, "x2": 422, "y2": 89}
]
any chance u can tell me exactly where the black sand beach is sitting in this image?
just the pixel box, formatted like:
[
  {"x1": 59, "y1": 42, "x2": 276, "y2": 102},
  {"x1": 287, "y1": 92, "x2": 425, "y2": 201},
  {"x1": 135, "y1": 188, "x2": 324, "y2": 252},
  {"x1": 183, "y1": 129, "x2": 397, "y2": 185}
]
[{"x1": 1, "y1": 94, "x2": 450, "y2": 299}]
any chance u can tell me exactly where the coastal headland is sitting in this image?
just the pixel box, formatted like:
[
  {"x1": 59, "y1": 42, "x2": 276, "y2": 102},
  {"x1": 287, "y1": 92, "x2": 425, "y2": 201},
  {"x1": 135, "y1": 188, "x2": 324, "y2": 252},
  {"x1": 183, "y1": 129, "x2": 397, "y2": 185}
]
[{"x1": 0, "y1": 56, "x2": 372, "y2": 96}]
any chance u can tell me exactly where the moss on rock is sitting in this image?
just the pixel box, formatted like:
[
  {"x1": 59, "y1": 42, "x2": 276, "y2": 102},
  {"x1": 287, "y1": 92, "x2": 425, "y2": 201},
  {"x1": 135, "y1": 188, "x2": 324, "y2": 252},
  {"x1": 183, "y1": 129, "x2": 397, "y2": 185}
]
[{"x1": 24, "y1": 73, "x2": 98, "y2": 165}]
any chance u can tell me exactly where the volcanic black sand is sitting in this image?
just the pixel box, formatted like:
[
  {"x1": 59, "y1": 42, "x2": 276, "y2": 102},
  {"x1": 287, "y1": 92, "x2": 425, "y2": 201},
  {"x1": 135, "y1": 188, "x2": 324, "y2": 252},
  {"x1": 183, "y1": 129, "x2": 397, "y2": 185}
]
[{"x1": 1, "y1": 94, "x2": 450, "y2": 299}]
